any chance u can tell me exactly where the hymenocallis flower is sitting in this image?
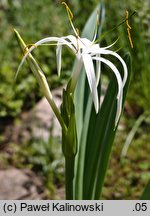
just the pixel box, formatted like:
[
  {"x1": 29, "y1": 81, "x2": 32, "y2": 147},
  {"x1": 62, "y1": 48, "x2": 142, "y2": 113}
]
[{"x1": 16, "y1": 2, "x2": 128, "y2": 125}]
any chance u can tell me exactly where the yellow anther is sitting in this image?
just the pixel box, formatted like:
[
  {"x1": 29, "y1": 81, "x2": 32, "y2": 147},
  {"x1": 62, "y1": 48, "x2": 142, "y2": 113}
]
[
  {"x1": 127, "y1": 28, "x2": 133, "y2": 48},
  {"x1": 62, "y1": 2, "x2": 74, "y2": 20},
  {"x1": 62, "y1": 1, "x2": 80, "y2": 39},
  {"x1": 125, "y1": 10, "x2": 133, "y2": 48}
]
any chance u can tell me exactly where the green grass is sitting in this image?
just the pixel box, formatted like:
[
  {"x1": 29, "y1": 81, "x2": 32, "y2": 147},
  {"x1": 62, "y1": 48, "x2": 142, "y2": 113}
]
[{"x1": 102, "y1": 119, "x2": 150, "y2": 199}]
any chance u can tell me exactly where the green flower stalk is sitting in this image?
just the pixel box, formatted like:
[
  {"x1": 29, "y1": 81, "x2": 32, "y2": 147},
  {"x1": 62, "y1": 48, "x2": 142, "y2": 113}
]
[
  {"x1": 15, "y1": 29, "x2": 77, "y2": 199},
  {"x1": 61, "y1": 84, "x2": 77, "y2": 199},
  {"x1": 14, "y1": 29, "x2": 67, "y2": 134}
]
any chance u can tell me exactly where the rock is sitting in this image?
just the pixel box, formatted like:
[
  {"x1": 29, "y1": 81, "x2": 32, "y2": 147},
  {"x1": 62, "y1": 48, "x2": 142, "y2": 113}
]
[
  {"x1": 21, "y1": 87, "x2": 62, "y2": 142},
  {"x1": 1, "y1": 87, "x2": 63, "y2": 146},
  {"x1": 0, "y1": 168, "x2": 45, "y2": 200},
  {"x1": 0, "y1": 88, "x2": 65, "y2": 199}
]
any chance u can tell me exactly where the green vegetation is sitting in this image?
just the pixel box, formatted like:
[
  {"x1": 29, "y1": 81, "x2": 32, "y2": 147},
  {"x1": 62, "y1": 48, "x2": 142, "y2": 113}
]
[
  {"x1": 0, "y1": 0, "x2": 149, "y2": 199},
  {"x1": 0, "y1": 0, "x2": 69, "y2": 117},
  {"x1": 0, "y1": 0, "x2": 99, "y2": 117}
]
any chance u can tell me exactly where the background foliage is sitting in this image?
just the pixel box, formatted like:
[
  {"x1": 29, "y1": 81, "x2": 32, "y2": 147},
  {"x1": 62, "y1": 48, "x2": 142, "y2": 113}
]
[
  {"x1": 0, "y1": 0, "x2": 149, "y2": 199},
  {"x1": 0, "y1": 0, "x2": 69, "y2": 117}
]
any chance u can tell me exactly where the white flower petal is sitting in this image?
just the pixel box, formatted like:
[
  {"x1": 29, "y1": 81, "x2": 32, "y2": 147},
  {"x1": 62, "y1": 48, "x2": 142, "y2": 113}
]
[
  {"x1": 63, "y1": 35, "x2": 77, "y2": 47},
  {"x1": 16, "y1": 37, "x2": 77, "y2": 78},
  {"x1": 96, "y1": 53, "x2": 101, "y2": 86},
  {"x1": 82, "y1": 54, "x2": 99, "y2": 113},
  {"x1": 93, "y1": 56, "x2": 123, "y2": 124},
  {"x1": 34, "y1": 37, "x2": 77, "y2": 53},
  {"x1": 89, "y1": 39, "x2": 117, "y2": 54},
  {"x1": 79, "y1": 38, "x2": 93, "y2": 47},
  {"x1": 108, "y1": 51, "x2": 128, "y2": 86},
  {"x1": 96, "y1": 49, "x2": 128, "y2": 87},
  {"x1": 56, "y1": 44, "x2": 62, "y2": 77},
  {"x1": 115, "y1": 90, "x2": 123, "y2": 125}
]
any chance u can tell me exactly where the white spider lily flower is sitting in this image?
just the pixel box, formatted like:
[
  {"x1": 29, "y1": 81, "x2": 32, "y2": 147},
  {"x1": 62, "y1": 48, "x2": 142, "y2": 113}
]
[
  {"x1": 16, "y1": 2, "x2": 128, "y2": 125},
  {"x1": 16, "y1": 34, "x2": 127, "y2": 125}
]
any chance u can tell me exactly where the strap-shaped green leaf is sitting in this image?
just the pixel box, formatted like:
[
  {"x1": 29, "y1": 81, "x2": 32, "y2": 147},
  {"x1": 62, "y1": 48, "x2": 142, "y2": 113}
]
[
  {"x1": 83, "y1": 76, "x2": 117, "y2": 199},
  {"x1": 83, "y1": 54, "x2": 132, "y2": 199},
  {"x1": 74, "y1": 2, "x2": 105, "y2": 143},
  {"x1": 140, "y1": 180, "x2": 150, "y2": 200},
  {"x1": 74, "y1": 3, "x2": 105, "y2": 199}
]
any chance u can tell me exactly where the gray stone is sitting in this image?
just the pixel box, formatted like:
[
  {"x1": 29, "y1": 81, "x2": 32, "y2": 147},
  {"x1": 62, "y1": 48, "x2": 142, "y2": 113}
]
[
  {"x1": 24, "y1": 87, "x2": 62, "y2": 141},
  {"x1": 0, "y1": 168, "x2": 45, "y2": 200}
]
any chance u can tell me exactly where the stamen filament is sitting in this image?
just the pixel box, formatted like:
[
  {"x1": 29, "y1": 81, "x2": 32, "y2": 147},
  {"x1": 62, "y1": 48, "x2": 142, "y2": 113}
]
[
  {"x1": 24, "y1": 43, "x2": 67, "y2": 55},
  {"x1": 62, "y1": 1, "x2": 79, "y2": 38}
]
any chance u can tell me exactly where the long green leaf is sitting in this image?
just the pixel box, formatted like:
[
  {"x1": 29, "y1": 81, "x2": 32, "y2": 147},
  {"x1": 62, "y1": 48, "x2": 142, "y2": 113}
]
[
  {"x1": 74, "y1": 2, "x2": 105, "y2": 199},
  {"x1": 83, "y1": 76, "x2": 117, "y2": 199},
  {"x1": 74, "y1": 2, "x2": 104, "y2": 142},
  {"x1": 82, "y1": 54, "x2": 131, "y2": 199},
  {"x1": 140, "y1": 180, "x2": 150, "y2": 200}
]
